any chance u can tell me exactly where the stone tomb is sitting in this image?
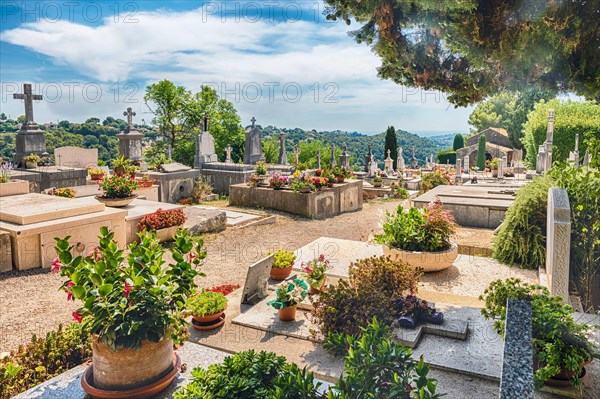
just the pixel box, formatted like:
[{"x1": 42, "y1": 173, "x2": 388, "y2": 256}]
[
  {"x1": 54, "y1": 146, "x2": 98, "y2": 169},
  {"x1": 0, "y1": 194, "x2": 127, "y2": 270},
  {"x1": 14, "y1": 166, "x2": 88, "y2": 191},
  {"x1": 147, "y1": 168, "x2": 201, "y2": 204}
]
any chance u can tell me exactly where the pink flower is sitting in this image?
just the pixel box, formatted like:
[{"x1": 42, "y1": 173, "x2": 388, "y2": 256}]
[
  {"x1": 318, "y1": 254, "x2": 325, "y2": 262},
  {"x1": 302, "y1": 265, "x2": 313, "y2": 273},
  {"x1": 51, "y1": 258, "x2": 63, "y2": 273},
  {"x1": 66, "y1": 281, "x2": 75, "y2": 301},
  {"x1": 88, "y1": 247, "x2": 102, "y2": 261},
  {"x1": 185, "y1": 251, "x2": 197, "y2": 263},
  {"x1": 72, "y1": 311, "x2": 83, "y2": 323},
  {"x1": 124, "y1": 281, "x2": 133, "y2": 298}
]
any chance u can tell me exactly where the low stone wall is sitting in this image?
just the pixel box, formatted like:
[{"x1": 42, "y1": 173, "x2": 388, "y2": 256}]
[
  {"x1": 147, "y1": 170, "x2": 201, "y2": 204},
  {"x1": 200, "y1": 163, "x2": 254, "y2": 195},
  {"x1": 229, "y1": 180, "x2": 362, "y2": 219}
]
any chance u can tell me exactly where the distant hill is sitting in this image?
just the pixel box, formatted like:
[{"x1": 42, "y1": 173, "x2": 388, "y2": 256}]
[
  {"x1": 428, "y1": 133, "x2": 456, "y2": 149},
  {"x1": 260, "y1": 126, "x2": 444, "y2": 167}
]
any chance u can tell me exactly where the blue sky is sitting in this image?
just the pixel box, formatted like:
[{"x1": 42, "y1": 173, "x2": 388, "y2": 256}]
[{"x1": 0, "y1": 1, "x2": 473, "y2": 136}]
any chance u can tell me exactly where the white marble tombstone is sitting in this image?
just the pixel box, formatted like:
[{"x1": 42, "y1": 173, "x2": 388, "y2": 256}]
[{"x1": 463, "y1": 156, "x2": 470, "y2": 173}]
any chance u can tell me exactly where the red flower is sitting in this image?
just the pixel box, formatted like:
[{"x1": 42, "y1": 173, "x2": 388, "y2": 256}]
[
  {"x1": 185, "y1": 251, "x2": 198, "y2": 263},
  {"x1": 72, "y1": 311, "x2": 83, "y2": 323},
  {"x1": 66, "y1": 281, "x2": 75, "y2": 301},
  {"x1": 51, "y1": 258, "x2": 63, "y2": 273},
  {"x1": 88, "y1": 246, "x2": 102, "y2": 261},
  {"x1": 124, "y1": 281, "x2": 133, "y2": 298}
]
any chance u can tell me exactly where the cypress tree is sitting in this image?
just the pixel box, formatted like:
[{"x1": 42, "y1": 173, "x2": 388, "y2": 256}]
[
  {"x1": 477, "y1": 135, "x2": 487, "y2": 170},
  {"x1": 452, "y1": 133, "x2": 464, "y2": 150},
  {"x1": 384, "y1": 126, "x2": 398, "y2": 169}
]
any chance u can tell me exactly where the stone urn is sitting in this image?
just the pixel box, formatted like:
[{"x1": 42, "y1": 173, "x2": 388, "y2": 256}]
[
  {"x1": 383, "y1": 241, "x2": 458, "y2": 272},
  {"x1": 95, "y1": 195, "x2": 137, "y2": 208},
  {"x1": 25, "y1": 161, "x2": 37, "y2": 169}
]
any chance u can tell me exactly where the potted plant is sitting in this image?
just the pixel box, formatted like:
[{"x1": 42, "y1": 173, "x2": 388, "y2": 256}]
[
  {"x1": 372, "y1": 175, "x2": 383, "y2": 188},
  {"x1": 290, "y1": 172, "x2": 316, "y2": 193},
  {"x1": 53, "y1": 227, "x2": 205, "y2": 397},
  {"x1": 374, "y1": 197, "x2": 458, "y2": 272},
  {"x1": 186, "y1": 290, "x2": 228, "y2": 331},
  {"x1": 138, "y1": 208, "x2": 187, "y2": 242},
  {"x1": 312, "y1": 176, "x2": 328, "y2": 191},
  {"x1": 253, "y1": 161, "x2": 269, "y2": 186},
  {"x1": 112, "y1": 156, "x2": 130, "y2": 176},
  {"x1": 332, "y1": 166, "x2": 352, "y2": 183},
  {"x1": 124, "y1": 164, "x2": 139, "y2": 179},
  {"x1": 480, "y1": 279, "x2": 598, "y2": 389},
  {"x1": 322, "y1": 170, "x2": 335, "y2": 187},
  {"x1": 138, "y1": 173, "x2": 155, "y2": 188},
  {"x1": 489, "y1": 158, "x2": 499, "y2": 177},
  {"x1": 302, "y1": 254, "x2": 331, "y2": 295},
  {"x1": 95, "y1": 174, "x2": 139, "y2": 207},
  {"x1": 88, "y1": 167, "x2": 106, "y2": 181},
  {"x1": 267, "y1": 279, "x2": 309, "y2": 321},
  {"x1": 269, "y1": 172, "x2": 288, "y2": 190},
  {"x1": 23, "y1": 153, "x2": 41, "y2": 169},
  {"x1": 270, "y1": 249, "x2": 296, "y2": 280}
]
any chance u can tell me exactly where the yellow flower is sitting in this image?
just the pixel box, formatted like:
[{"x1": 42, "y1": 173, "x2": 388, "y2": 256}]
[{"x1": 293, "y1": 170, "x2": 301, "y2": 178}]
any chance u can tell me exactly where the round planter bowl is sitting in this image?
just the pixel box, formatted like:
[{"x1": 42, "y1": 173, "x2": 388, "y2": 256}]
[
  {"x1": 278, "y1": 305, "x2": 297, "y2": 321},
  {"x1": 270, "y1": 265, "x2": 293, "y2": 280},
  {"x1": 154, "y1": 226, "x2": 179, "y2": 243},
  {"x1": 192, "y1": 304, "x2": 228, "y2": 324},
  {"x1": 383, "y1": 241, "x2": 458, "y2": 272},
  {"x1": 25, "y1": 161, "x2": 37, "y2": 169},
  {"x1": 90, "y1": 174, "x2": 105, "y2": 181},
  {"x1": 81, "y1": 353, "x2": 181, "y2": 399},
  {"x1": 192, "y1": 313, "x2": 226, "y2": 331},
  {"x1": 95, "y1": 195, "x2": 138, "y2": 208}
]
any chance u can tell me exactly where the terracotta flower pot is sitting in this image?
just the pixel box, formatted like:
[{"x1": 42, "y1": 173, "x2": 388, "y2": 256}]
[
  {"x1": 308, "y1": 279, "x2": 326, "y2": 295},
  {"x1": 278, "y1": 305, "x2": 297, "y2": 321},
  {"x1": 270, "y1": 265, "x2": 293, "y2": 280},
  {"x1": 192, "y1": 304, "x2": 228, "y2": 324},
  {"x1": 90, "y1": 174, "x2": 105, "y2": 181},
  {"x1": 335, "y1": 176, "x2": 345, "y2": 183},
  {"x1": 90, "y1": 336, "x2": 174, "y2": 391},
  {"x1": 138, "y1": 180, "x2": 154, "y2": 188},
  {"x1": 533, "y1": 359, "x2": 590, "y2": 387}
]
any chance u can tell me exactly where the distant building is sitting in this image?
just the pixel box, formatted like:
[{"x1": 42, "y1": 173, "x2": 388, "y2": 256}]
[
  {"x1": 44, "y1": 122, "x2": 58, "y2": 130},
  {"x1": 456, "y1": 128, "x2": 515, "y2": 166}
]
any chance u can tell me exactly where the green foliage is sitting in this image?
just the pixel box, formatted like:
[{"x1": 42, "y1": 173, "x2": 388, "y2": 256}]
[
  {"x1": 262, "y1": 138, "x2": 279, "y2": 164},
  {"x1": 272, "y1": 249, "x2": 296, "y2": 269},
  {"x1": 480, "y1": 279, "x2": 598, "y2": 388},
  {"x1": 267, "y1": 279, "x2": 309, "y2": 310},
  {"x1": 452, "y1": 134, "x2": 464, "y2": 151},
  {"x1": 476, "y1": 135, "x2": 486, "y2": 170},
  {"x1": 186, "y1": 291, "x2": 227, "y2": 317},
  {"x1": 54, "y1": 227, "x2": 206, "y2": 350},
  {"x1": 468, "y1": 93, "x2": 516, "y2": 134},
  {"x1": 324, "y1": 1, "x2": 599, "y2": 105},
  {"x1": 436, "y1": 149, "x2": 456, "y2": 165},
  {"x1": 493, "y1": 174, "x2": 555, "y2": 269},
  {"x1": 99, "y1": 174, "x2": 139, "y2": 198},
  {"x1": 173, "y1": 350, "x2": 322, "y2": 399},
  {"x1": 324, "y1": 318, "x2": 443, "y2": 399},
  {"x1": 394, "y1": 186, "x2": 410, "y2": 200},
  {"x1": 0, "y1": 323, "x2": 91, "y2": 399},
  {"x1": 523, "y1": 100, "x2": 600, "y2": 169},
  {"x1": 384, "y1": 126, "x2": 398, "y2": 169},
  {"x1": 22, "y1": 153, "x2": 40, "y2": 163},
  {"x1": 421, "y1": 170, "x2": 451, "y2": 194},
  {"x1": 311, "y1": 256, "x2": 421, "y2": 336},
  {"x1": 375, "y1": 200, "x2": 457, "y2": 252}
]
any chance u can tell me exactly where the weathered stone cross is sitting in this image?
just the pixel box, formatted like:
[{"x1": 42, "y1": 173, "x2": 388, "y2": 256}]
[
  {"x1": 202, "y1": 114, "x2": 209, "y2": 132},
  {"x1": 123, "y1": 107, "x2": 136, "y2": 130},
  {"x1": 225, "y1": 144, "x2": 233, "y2": 163},
  {"x1": 251, "y1": 116, "x2": 256, "y2": 128},
  {"x1": 294, "y1": 145, "x2": 300, "y2": 166},
  {"x1": 13, "y1": 83, "x2": 42, "y2": 124}
]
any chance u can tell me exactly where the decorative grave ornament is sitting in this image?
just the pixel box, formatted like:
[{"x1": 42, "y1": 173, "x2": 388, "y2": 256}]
[
  {"x1": 384, "y1": 149, "x2": 394, "y2": 174},
  {"x1": 243, "y1": 117, "x2": 264, "y2": 164},
  {"x1": 225, "y1": 144, "x2": 233, "y2": 163},
  {"x1": 117, "y1": 107, "x2": 143, "y2": 161},
  {"x1": 339, "y1": 142, "x2": 350, "y2": 168},
  {"x1": 12, "y1": 83, "x2": 46, "y2": 165}
]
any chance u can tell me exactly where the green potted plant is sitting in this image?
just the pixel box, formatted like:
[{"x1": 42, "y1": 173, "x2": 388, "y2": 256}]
[
  {"x1": 53, "y1": 227, "x2": 205, "y2": 397},
  {"x1": 95, "y1": 174, "x2": 139, "y2": 207},
  {"x1": 270, "y1": 249, "x2": 297, "y2": 280},
  {"x1": 138, "y1": 208, "x2": 187, "y2": 242},
  {"x1": 372, "y1": 175, "x2": 383, "y2": 188},
  {"x1": 22, "y1": 153, "x2": 41, "y2": 169},
  {"x1": 267, "y1": 279, "x2": 309, "y2": 321},
  {"x1": 322, "y1": 169, "x2": 335, "y2": 187},
  {"x1": 252, "y1": 161, "x2": 269, "y2": 186},
  {"x1": 124, "y1": 163, "x2": 139, "y2": 179},
  {"x1": 332, "y1": 166, "x2": 352, "y2": 183},
  {"x1": 88, "y1": 167, "x2": 106, "y2": 181},
  {"x1": 138, "y1": 173, "x2": 155, "y2": 188},
  {"x1": 480, "y1": 279, "x2": 598, "y2": 388},
  {"x1": 489, "y1": 158, "x2": 499, "y2": 177},
  {"x1": 374, "y1": 197, "x2": 458, "y2": 272},
  {"x1": 186, "y1": 290, "x2": 228, "y2": 331},
  {"x1": 290, "y1": 172, "x2": 316, "y2": 193},
  {"x1": 302, "y1": 254, "x2": 332, "y2": 295},
  {"x1": 111, "y1": 155, "x2": 130, "y2": 176}
]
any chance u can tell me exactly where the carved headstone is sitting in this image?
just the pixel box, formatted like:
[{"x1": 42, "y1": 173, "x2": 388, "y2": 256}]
[
  {"x1": 117, "y1": 107, "x2": 143, "y2": 161},
  {"x1": 339, "y1": 143, "x2": 350, "y2": 168},
  {"x1": 397, "y1": 147, "x2": 405, "y2": 170},
  {"x1": 455, "y1": 158, "x2": 462, "y2": 177},
  {"x1": 225, "y1": 144, "x2": 233, "y2": 164},
  {"x1": 384, "y1": 149, "x2": 394, "y2": 174},
  {"x1": 243, "y1": 117, "x2": 264, "y2": 164},
  {"x1": 12, "y1": 83, "x2": 46, "y2": 165},
  {"x1": 582, "y1": 150, "x2": 592, "y2": 167},
  {"x1": 463, "y1": 156, "x2": 470, "y2": 173},
  {"x1": 497, "y1": 156, "x2": 505, "y2": 178},
  {"x1": 278, "y1": 133, "x2": 288, "y2": 165},
  {"x1": 545, "y1": 188, "x2": 571, "y2": 304},
  {"x1": 330, "y1": 144, "x2": 336, "y2": 167},
  {"x1": 194, "y1": 115, "x2": 218, "y2": 168},
  {"x1": 55, "y1": 146, "x2": 98, "y2": 169}
]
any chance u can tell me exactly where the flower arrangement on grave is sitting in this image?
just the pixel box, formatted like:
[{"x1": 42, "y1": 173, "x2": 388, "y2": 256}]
[
  {"x1": 22, "y1": 153, "x2": 41, "y2": 168},
  {"x1": 332, "y1": 166, "x2": 352, "y2": 182},
  {"x1": 185, "y1": 290, "x2": 228, "y2": 330},
  {"x1": 124, "y1": 163, "x2": 139, "y2": 178},
  {"x1": 372, "y1": 174, "x2": 383, "y2": 187},
  {"x1": 315, "y1": 169, "x2": 323, "y2": 176},
  {"x1": 88, "y1": 167, "x2": 106, "y2": 181},
  {"x1": 503, "y1": 169, "x2": 515, "y2": 177},
  {"x1": 53, "y1": 227, "x2": 205, "y2": 394},
  {"x1": 270, "y1": 249, "x2": 297, "y2": 280},
  {"x1": 137, "y1": 173, "x2": 155, "y2": 188},
  {"x1": 0, "y1": 162, "x2": 13, "y2": 183},
  {"x1": 392, "y1": 295, "x2": 444, "y2": 329},
  {"x1": 311, "y1": 176, "x2": 328, "y2": 189},
  {"x1": 138, "y1": 208, "x2": 187, "y2": 241},
  {"x1": 269, "y1": 172, "x2": 288, "y2": 189},
  {"x1": 267, "y1": 278, "x2": 309, "y2": 321},
  {"x1": 254, "y1": 161, "x2": 268, "y2": 176},
  {"x1": 111, "y1": 155, "x2": 130, "y2": 176},
  {"x1": 302, "y1": 254, "x2": 332, "y2": 294},
  {"x1": 205, "y1": 284, "x2": 240, "y2": 296},
  {"x1": 489, "y1": 158, "x2": 499, "y2": 170},
  {"x1": 99, "y1": 174, "x2": 138, "y2": 199},
  {"x1": 290, "y1": 172, "x2": 316, "y2": 193},
  {"x1": 48, "y1": 187, "x2": 75, "y2": 198},
  {"x1": 321, "y1": 169, "x2": 335, "y2": 187}
]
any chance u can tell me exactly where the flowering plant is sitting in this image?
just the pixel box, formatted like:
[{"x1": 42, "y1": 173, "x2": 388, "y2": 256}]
[
  {"x1": 332, "y1": 166, "x2": 353, "y2": 178},
  {"x1": 290, "y1": 172, "x2": 316, "y2": 192},
  {"x1": 269, "y1": 172, "x2": 288, "y2": 189},
  {"x1": 48, "y1": 187, "x2": 75, "y2": 198},
  {"x1": 88, "y1": 168, "x2": 105, "y2": 176},
  {"x1": 0, "y1": 162, "x2": 13, "y2": 183},
  {"x1": 23, "y1": 153, "x2": 41, "y2": 163},
  {"x1": 272, "y1": 249, "x2": 296, "y2": 269},
  {"x1": 138, "y1": 208, "x2": 187, "y2": 231},
  {"x1": 321, "y1": 169, "x2": 335, "y2": 185},
  {"x1": 205, "y1": 284, "x2": 240, "y2": 296},
  {"x1": 302, "y1": 254, "x2": 331, "y2": 288},
  {"x1": 254, "y1": 161, "x2": 268, "y2": 176},
  {"x1": 267, "y1": 279, "x2": 309, "y2": 309},
  {"x1": 311, "y1": 176, "x2": 328, "y2": 188},
  {"x1": 99, "y1": 174, "x2": 139, "y2": 198},
  {"x1": 53, "y1": 227, "x2": 206, "y2": 350}
]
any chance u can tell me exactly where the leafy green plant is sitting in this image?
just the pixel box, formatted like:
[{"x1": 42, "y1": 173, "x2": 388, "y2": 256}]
[
  {"x1": 311, "y1": 256, "x2": 421, "y2": 336},
  {"x1": 489, "y1": 158, "x2": 499, "y2": 170},
  {"x1": 255, "y1": 161, "x2": 268, "y2": 175},
  {"x1": 394, "y1": 186, "x2": 410, "y2": 199},
  {"x1": 374, "y1": 199, "x2": 457, "y2": 252},
  {"x1": 22, "y1": 153, "x2": 41, "y2": 163},
  {"x1": 186, "y1": 290, "x2": 227, "y2": 317},
  {"x1": 53, "y1": 227, "x2": 206, "y2": 350},
  {"x1": 420, "y1": 170, "x2": 450, "y2": 193},
  {"x1": 267, "y1": 279, "x2": 309, "y2": 310},
  {"x1": 301, "y1": 254, "x2": 331, "y2": 289},
  {"x1": 480, "y1": 278, "x2": 598, "y2": 388},
  {"x1": 332, "y1": 165, "x2": 353, "y2": 178},
  {"x1": 436, "y1": 149, "x2": 457, "y2": 164},
  {"x1": 0, "y1": 323, "x2": 91, "y2": 399},
  {"x1": 324, "y1": 318, "x2": 444, "y2": 399},
  {"x1": 111, "y1": 155, "x2": 130, "y2": 169},
  {"x1": 272, "y1": 249, "x2": 296, "y2": 269},
  {"x1": 99, "y1": 174, "x2": 139, "y2": 198}
]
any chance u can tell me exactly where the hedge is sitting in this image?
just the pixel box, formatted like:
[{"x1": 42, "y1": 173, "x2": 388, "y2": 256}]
[{"x1": 437, "y1": 149, "x2": 457, "y2": 164}]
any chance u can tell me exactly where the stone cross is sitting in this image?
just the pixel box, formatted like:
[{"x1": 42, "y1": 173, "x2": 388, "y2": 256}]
[
  {"x1": 397, "y1": 147, "x2": 405, "y2": 170},
  {"x1": 330, "y1": 144, "x2": 336, "y2": 167},
  {"x1": 166, "y1": 145, "x2": 172, "y2": 160},
  {"x1": 225, "y1": 144, "x2": 233, "y2": 163},
  {"x1": 384, "y1": 149, "x2": 394, "y2": 174},
  {"x1": 294, "y1": 145, "x2": 300, "y2": 166},
  {"x1": 569, "y1": 134, "x2": 580, "y2": 168},
  {"x1": 430, "y1": 153, "x2": 434, "y2": 166},
  {"x1": 316, "y1": 151, "x2": 321, "y2": 169},
  {"x1": 455, "y1": 158, "x2": 462, "y2": 177},
  {"x1": 202, "y1": 114, "x2": 209, "y2": 132},
  {"x1": 123, "y1": 107, "x2": 136, "y2": 132},
  {"x1": 411, "y1": 146, "x2": 418, "y2": 168},
  {"x1": 278, "y1": 133, "x2": 288, "y2": 165},
  {"x1": 251, "y1": 116, "x2": 256, "y2": 128},
  {"x1": 13, "y1": 83, "x2": 42, "y2": 124}
]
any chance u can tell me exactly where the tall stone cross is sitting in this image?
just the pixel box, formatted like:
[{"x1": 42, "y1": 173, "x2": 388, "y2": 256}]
[
  {"x1": 202, "y1": 114, "x2": 209, "y2": 132},
  {"x1": 330, "y1": 144, "x2": 336, "y2": 167},
  {"x1": 13, "y1": 83, "x2": 42, "y2": 124},
  {"x1": 123, "y1": 107, "x2": 136, "y2": 131},
  {"x1": 225, "y1": 144, "x2": 233, "y2": 163},
  {"x1": 278, "y1": 133, "x2": 288, "y2": 165},
  {"x1": 251, "y1": 116, "x2": 256, "y2": 128},
  {"x1": 294, "y1": 145, "x2": 300, "y2": 166}
]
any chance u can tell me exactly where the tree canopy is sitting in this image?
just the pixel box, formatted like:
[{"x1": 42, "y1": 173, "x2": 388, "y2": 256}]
[
  {"x1": 452, "y1": 134, "x2": 464, "y2": 151},
  {"x1": 324, "y1": 0, "x2": 600, "y2": 106}
]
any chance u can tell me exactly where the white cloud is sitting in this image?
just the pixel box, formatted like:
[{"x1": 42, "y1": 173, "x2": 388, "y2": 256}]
[{"x1": 1, "y1": 5, "x2": 472, "y2": 134}]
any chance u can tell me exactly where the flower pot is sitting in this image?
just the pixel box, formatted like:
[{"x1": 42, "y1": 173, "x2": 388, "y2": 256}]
[
  {"x1": 192, "y1": 313, "x2": 226, "y2": 331},
  {"x1": 327, "y1": 182, "x2": 334, "y2": 188},
  {"x1": 192, "y1": 303, "x2": 228, "y2": 325},
  {"x1": 113, "y1": 166, "x2": 125, "y2": 176},
  {"x1": 0, "y1": 179, "x2": 29, "y2": 197},
  {"x1": 270, "y1": 265, "x2": 293, "y2": 280},
  {"x1": 138, "y1": 180, "x2": 154, "y2": 188},
  {"x1": 95, "y1": 195, "x2": 138, "y2": 208},
  {"x1": 155, "y1": 225, "x2": 179, "y2": 242},
  {"x1": 492, "y1": 169, "x2": 498, "y2": 177},
  {"x1": 81, "y1": 351, "x2": 181, "y2": 399},
  {"x1": 335, "y1": 176, "x2": 345, "y2": 183},
  {"x1": 90, "y1": 336, "x2": 174, "y2": 391},
  {"x1": 308, "y1": 279, "x2": 326, "y2": 295},
  {"x1": 25, "y1": 161, "x2": 37, "y2": 169},
  {"x1": 278, "y1": 305, "x2": 297, "y2": 321},
  {"x1": 533, "y1": 359, "x2": 590, "y2": 387},
  {"x1": 382, "y1": 241, "x2": 458, "y2": 272},
  {"x1": 373, "y1": 182, "x2": 383, "y2": 188},
  {"x1": 90, "y1": 174, "x2": 105, "y2": 181}
]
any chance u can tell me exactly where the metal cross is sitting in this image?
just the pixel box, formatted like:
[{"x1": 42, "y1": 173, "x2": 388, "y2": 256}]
[
  {"x1": 203, "y1": 114, "x2": 209, "y2": 132},
  {"x1": 13, "y1": 83, "x2": 42, "y2": 123}
]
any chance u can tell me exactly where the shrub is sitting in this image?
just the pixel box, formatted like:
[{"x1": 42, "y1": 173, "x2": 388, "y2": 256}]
[
  {"x1": 186, "y1": 291, "x2": 227, "y2": 316},
  {"x1": 99, "y1": 174, "x2": 138, "y2": 198},
  {"x1": 477, "y1": 134, "x2": 486, "y2": 170},
  {"x1": 138, "y1": 208, "x2": 187, "y2": 231},
  {"x1": 394, "y1": 186, "x2": 410, "y2": 199},
  {"x1": 173, "y1": 350, "x2": 322, "y2": 399},
  {"x1": 311, "y1": 256, "x2": 421, "y2": 336},
  {"x1": 0, "y1": 323, "x2": 91, "y2": 399},
  {"x1": 480, "y1": 279, "x2": 598, "y2": 388},
  {"x1": 452, "y1": 133, "x2": 465, "y2": 150},
  {"x1": 437, "y1": 148, "x2": 457, "y2": 164},
  {"x1": 375, "y1": 199, "x2": 457, "y2": 252},
  {"x1": 420, "y1": 170, "x2": 450, "y2": 193},
  {"x1": 272, "y1": 249, "x2": 296, "y2": 269}
]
